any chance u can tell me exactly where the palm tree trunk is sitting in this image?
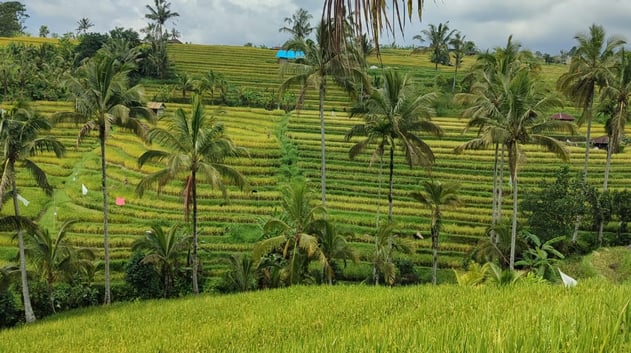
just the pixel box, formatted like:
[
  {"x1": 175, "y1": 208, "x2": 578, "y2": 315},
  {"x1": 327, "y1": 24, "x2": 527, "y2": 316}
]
[
  {"x1": 319, "y1": 83, "x2": 327, "y2": 207},
  {"x1": 582, "y1": 99, "x2": 594, "y2": 183},
  {"x1": 191, "y1": 170, "x2": 199, "y2": 294},
  {"x1": 490, "y1": 143, "x2": 499, "y2": 242},
  {"x1": 387, "y1": 145, "x2": 395, "y2": 266},
  {"x1": 452, "y1": 64, "x2": 458, "y2": 93},
  {"x1": 431, "y1": 212, "x2": 439, "y2": 285},
  {"x1": 508, "y1": 145, "x2": 518, "y2": 271},
  {"x1": 12, "y1": 177, "x2": 36, "y2": 323},
  {"x1": 387, "y1": 146, "x2": 395, "y2": 224},
  {"x1": 497, "y1": 145, "x2": 505, "y2": 225},
  {"x1": 598, "y1": 143, "x2": 614, "y2": 245},
  {"x1": 48, "y1": 270, "x2": 55, "y2": 313},
  {"x1": 163, "y1": 264, "x2": 170, "y2": 298},
  {"x1": 100, "y1": 125, "x2": 111, "y2": 305},
  {"x1": 374, "y1": 155, "x2": 383, "y2": 285},
  {"x1": 574, "y1": 98, "x2": 594, "y2": 243}
]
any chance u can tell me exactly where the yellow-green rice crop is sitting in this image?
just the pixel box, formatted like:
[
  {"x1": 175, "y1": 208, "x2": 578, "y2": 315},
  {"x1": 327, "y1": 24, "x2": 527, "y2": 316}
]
[{"x1": 1, "y1": 280, "x2": 629, "y2": 353}]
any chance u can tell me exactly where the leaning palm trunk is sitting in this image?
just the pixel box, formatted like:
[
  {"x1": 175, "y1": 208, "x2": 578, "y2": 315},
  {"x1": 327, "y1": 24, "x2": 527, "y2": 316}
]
[
  {"x1": 191, "y1": 169, "x2": 199, "y2": 294},
  {"x1": 13, "y1": 177, "x2": 36, "y2": 322},
  {"x1": 319, "y1": 82, "x2": 327, "y2": 207},
  {"x1": 100, "y1": 124, "x2": 111, "y2": 305}
]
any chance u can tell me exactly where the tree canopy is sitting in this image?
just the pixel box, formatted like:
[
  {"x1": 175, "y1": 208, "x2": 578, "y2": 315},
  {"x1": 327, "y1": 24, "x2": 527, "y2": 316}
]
[{"x1": 0, "y1": 1, "x2": 28, "y2": 37}]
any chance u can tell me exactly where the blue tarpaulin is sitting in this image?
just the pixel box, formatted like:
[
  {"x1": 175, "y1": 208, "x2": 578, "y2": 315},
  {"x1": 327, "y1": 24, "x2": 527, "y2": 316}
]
[{"x1": 275, "y1": 50, "x2": 305, "y2": 59}]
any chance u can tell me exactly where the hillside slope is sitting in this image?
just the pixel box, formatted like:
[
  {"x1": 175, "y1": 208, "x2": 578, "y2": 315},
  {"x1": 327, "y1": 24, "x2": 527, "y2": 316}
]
[{"x1": 1, "y1": 41, "x2": 630, "y2": 285}]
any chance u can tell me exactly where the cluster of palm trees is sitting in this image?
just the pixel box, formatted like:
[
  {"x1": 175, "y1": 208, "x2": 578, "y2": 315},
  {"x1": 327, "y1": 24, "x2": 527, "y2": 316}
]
[
  {"x1": 277, "y1": 21, "x2": 629, "y2": 286},
  {"x1": 455, "y1": 35, "x2": 576, "y2": 270},
  {"x1": 557, "y1": 24, "x2": 628, "y2": 244},
  {"x1": 0, "y1": 101, "x2": 66, "y2": 322},
  {"x1": 253, "y1": 181, "x2": 356, "y2": 286},
  {"x1": 141, "y1": 0, "x2": 180, "y2": 78},
  {"x1": 1, "y1": 40, "x2": 248, "y2": 322}
]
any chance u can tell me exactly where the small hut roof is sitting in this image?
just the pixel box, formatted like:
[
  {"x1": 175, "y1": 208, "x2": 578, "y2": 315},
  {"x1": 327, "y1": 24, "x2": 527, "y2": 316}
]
[
  {"x1": 592, "y1": 135, "x2": 609, "y2": 144},
  {"x1": 550, "y1": 112, "x2": 575, "y2": 121},
  {"x1": 275, "y1": 50, "x2": 305, "y2": 60},
  {"x1": 147, "y1": 102, "x2": 166, "y2": 110}
]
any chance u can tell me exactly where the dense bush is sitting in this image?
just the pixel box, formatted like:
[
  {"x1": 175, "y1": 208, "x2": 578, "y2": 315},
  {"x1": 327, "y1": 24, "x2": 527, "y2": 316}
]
[
  {"x1": 26, "y1": 280, "x2": 99, "y2": 319},
  {"x1": 395, "y1": 259, "x2": 420, "y2": 285},
  {"x1": 124, "y1": 251, "x2": 162, "y2": 300},
  {"x1": 0, "y1": 289, "x2": 21, "y2": 329}
]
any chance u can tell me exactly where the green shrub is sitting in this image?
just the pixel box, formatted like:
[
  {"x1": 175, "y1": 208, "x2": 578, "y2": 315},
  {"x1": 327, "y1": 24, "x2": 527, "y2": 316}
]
[
  {"x1": 0, "y1": 289, "x2": 21, "y2": 329},
  {"x1": 395, "y1": 259, "x2": 419, "y2": 285},
  {"x1": 124, "y1": 251, "x2": 162, "y2": 300},
  {"x1": 52, "y1": 283, "x2": 99, "y2": 311}
]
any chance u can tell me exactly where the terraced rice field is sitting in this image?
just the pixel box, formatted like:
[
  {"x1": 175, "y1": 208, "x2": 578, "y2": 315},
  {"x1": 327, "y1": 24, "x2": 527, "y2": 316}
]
[{"x1": 1, "y1": 40, "x2": 627, "y2": 284}]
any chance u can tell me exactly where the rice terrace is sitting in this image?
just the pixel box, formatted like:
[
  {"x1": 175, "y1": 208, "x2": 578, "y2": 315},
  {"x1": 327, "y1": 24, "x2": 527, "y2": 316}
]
[{"x1": 0, "y1": 1, "x2": 631, "y2": 352}]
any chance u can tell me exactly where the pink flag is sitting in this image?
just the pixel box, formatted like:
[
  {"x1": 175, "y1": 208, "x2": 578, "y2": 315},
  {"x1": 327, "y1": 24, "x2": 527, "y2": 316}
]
[{"x1": 115, "y1": 197, "x2": 126, "y2": 206}]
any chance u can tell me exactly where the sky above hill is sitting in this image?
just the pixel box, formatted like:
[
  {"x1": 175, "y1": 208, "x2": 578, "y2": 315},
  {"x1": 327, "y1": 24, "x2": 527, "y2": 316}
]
[{"x1": 23, "y1": 0, "x2": 631, "y2": 54}]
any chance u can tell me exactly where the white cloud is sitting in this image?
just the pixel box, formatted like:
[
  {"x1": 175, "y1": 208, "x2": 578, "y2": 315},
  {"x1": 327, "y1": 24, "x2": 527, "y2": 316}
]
[{"x1": 22, "y1": 0, "x2": 631, "y2": 53}]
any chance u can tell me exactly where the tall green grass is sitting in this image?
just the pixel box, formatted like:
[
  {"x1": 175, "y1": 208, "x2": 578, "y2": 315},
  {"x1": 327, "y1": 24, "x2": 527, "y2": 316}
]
[{"x1": 1, "y1": 280, "x2": 630, "y2": 352}]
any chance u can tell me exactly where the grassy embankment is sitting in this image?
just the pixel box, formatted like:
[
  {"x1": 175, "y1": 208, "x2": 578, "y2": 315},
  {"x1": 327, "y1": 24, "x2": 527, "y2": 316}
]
[{"x1": 0, "y1": 277, "x2": 630, "y2": 352}]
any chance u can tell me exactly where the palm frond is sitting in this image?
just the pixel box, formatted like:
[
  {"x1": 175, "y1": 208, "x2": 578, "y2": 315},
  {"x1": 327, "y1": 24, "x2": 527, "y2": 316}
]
[
  {"x1": 252, "y1": 235, "x2": 287, "y2": 262},
  {"x1": 22, "y1": 159, "x2": 53, "y2": 195}
]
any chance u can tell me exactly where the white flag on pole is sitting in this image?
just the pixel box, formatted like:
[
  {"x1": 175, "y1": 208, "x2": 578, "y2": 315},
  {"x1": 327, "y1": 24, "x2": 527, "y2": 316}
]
[
  {"x1": 16, "y1": 194, "x2": 29, "y2": 207},
  {"x1": 559, "y1": 269, "x2": 577, "y2": 287},
  {"x1": 82, "y1": 184, "x2": 88, "y2": 196}
]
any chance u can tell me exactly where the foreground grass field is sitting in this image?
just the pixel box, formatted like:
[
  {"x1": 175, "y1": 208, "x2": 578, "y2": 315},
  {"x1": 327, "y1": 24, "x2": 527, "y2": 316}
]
[{"x1": 1, "y1": 279, "x2": 630, "y2": 352}]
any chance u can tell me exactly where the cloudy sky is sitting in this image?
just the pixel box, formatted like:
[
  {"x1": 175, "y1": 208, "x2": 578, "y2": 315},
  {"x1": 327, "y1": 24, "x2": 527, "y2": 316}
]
[{"x1": 22, "y1": 0, "x2": 631, "y2": 54}]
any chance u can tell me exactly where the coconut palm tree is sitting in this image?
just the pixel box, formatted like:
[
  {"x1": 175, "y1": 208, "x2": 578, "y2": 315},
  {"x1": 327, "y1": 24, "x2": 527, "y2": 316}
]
[
  {"x1": 278, "y1": 8, "x2": 313, "y2": 42},
  {"x1": 144, "y1": 0, "x2": 179, "y2": 79},
  {"x1": 410, "y1": 180, "x2": 462, "y2": 285},
  {"x1": 222, "y1": 253, "x2": 256, "y2": 292},
  {"x1": 25, "y1": 220, "x2": 95, "y2": 312},
  {"x1": 75, "y1": 17, "x2": 93, "y2": 36},
  {"x1": 145, "y1": 0, "x2": 179, "y2": 34},
  {"x1": 455, "y1": 36, "x2": 537, "y2": 242},
  {"x1": 280, "y1": 21, "x2": 365, "y2": 206},
  {"x1": 175, "y1": 72, "x2": 195, "y2": 99},
  {"x1": 136, "y1": 94, "x2": 247, "y2": 294},
  {"x1": 449, "y1": 32, "x2": 467, "y2": 92},
  {"x1": 0, "y1": 102, "x2": 65, "y2": 322},
  {"x1": 414, "y1": 22, "x2": 456, "y2": 70},
  {"x1": 596, "y1": 49, "x2": 631, "y2": 244},
  {"x1": 312, "y1": 221, "x2": 357, "y2": 285},
  {"x1": 466, "y1": 69, "x2": 574, "y2": 270},
  {"x1": 346, "y1": 68, "x2": 442, "y2": 271},
  {"x1": 346, "y1": 69, "x2": 442, "y2": 225},
  {"x1": 196, "y1": 70, "x2": 226, "y2": 104},
  {"x1": 253, "y1": 181, "x2": 327, "y2": 285},
  {"x1": 557, "y1": 24, "x2": 625, "y2": 183},
  {"x1": 370, "y1": 222, "x2": 412, "y2": 285},
  {"x1": 55, "y1": 51, "x2": 154, "y2": 304},
  {"x1": 132, "y1": 224, "x2": 191, "y2": 297}
]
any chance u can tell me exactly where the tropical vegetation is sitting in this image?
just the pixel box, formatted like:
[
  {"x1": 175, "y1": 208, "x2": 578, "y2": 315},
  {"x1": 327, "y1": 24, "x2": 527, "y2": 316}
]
[{"x1": 0, "y1": 5, "x2": 630, "y2": 346}]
